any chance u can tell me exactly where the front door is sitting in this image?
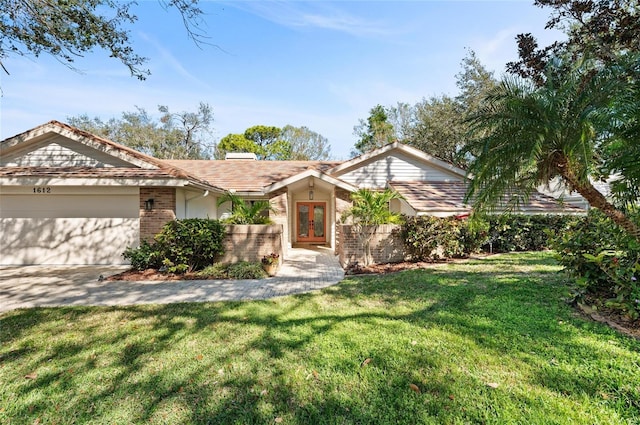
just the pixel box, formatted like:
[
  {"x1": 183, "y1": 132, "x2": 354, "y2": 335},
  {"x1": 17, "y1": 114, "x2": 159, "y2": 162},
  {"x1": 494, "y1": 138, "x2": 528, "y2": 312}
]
[{"x1": 297, "y1": 202, "x2": 326, "y2": 243}]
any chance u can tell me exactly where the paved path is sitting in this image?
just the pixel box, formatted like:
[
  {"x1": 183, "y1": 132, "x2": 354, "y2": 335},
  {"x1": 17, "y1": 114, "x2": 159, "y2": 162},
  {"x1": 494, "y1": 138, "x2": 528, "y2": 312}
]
[{"x1": 0, "y1": 247, "x2": 344, "y2": 314}]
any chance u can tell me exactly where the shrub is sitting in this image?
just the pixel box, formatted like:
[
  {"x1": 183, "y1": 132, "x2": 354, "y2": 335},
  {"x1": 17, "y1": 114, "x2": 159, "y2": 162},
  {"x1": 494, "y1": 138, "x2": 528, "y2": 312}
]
[
  {"x1": 483, "y1": 214, "x2": 574, "y2": 253},
  {"x1": 195, "y1": 263, "x2": 230, "y2": 279},
  {"x1": 123, "y1": 240, "x2": 162, "y2": 270},
  {"x1": 194, "y1": 262, "x2": 267, "y2": 280},
  {"x1": 227, "y1": 262, "x2": 267, "y2": 279},
  {"x1": 123, "y1": 219, "x2": 226, "y2": 273},
  {"x1": 550, "y1": 209, "x2": 640, "y2": 318},
  {"x1": 402, "y1": 216, "x2": 487, "y2": 261}
]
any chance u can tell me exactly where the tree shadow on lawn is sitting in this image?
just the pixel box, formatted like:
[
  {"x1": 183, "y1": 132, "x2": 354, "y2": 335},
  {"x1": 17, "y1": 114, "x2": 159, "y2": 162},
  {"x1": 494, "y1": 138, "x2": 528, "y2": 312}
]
[{"x1": 2, "y1": 258, "x2": 639, "y2": 423}]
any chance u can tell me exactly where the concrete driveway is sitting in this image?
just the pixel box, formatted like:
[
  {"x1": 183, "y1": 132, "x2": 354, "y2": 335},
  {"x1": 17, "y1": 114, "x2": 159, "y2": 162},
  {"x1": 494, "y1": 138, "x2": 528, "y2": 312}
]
[{"x1": 0, "y1": 248, "x2": 345, "y2": 314}]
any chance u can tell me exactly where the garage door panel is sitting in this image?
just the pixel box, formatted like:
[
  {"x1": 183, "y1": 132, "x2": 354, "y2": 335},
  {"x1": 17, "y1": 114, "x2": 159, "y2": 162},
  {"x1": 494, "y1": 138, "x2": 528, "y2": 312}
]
[
  {"x1": 1, "y1": 194, "x2": 139, "y2": 218},
  {"x1": 0, "y1": 218, "x2": 139, "y2": 265}
]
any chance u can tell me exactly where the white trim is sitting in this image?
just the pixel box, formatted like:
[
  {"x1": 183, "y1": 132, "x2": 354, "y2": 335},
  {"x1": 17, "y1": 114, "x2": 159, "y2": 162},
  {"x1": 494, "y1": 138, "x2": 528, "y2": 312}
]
[{"x1": 0, "y1": 177, "x2": 203, "y2": 188}]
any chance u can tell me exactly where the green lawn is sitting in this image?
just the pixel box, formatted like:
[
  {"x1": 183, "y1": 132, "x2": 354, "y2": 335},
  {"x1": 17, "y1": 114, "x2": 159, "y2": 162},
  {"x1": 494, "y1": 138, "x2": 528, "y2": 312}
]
[{"x1": 1, "y1": 252, "x2": 639, "y2": 424}]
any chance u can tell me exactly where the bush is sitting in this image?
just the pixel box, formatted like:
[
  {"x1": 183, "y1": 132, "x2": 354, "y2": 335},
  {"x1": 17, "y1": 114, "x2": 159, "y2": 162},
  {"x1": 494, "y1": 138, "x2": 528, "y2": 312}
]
[
  {"x1": 122, "y1": 240, "x2": 162, "y2": 270},
  {"x1": 483, "y1": 214, "x2": 574, "y2": 253},
  {"x1": 226, "y1": 262, "x2": 267, "y2": 279},
  {"x1": 402, "y1": 216, "x2": 487, "y2": 261},
  {"x1": 193, "y1": 262, "x2": 267, "y2": 280},
  {"x1": 550, "y1": 209, "x2": 640, "y2": 318},
  {"x1": 123, "y1": 219, "x2": 226, "y2": 273},
  {"x1": 402, "y1": 214, "x2": 574, "y2": 262}
]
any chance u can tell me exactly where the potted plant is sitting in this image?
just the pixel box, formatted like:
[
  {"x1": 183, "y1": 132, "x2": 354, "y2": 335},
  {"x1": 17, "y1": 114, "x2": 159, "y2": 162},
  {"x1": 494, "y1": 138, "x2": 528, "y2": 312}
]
[{"x1": 261, "y1": 253, "x2": 280, "y2": 276}]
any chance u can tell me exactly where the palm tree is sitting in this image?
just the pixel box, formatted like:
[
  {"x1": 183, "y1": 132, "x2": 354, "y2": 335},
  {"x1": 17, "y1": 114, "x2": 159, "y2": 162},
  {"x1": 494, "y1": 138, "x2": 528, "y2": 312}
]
[
  {"x1": 341, "y1": 188, "x2": 403, "y2": 266},
  {"x1": 216, "y1": 191, "x2": 275, "y2": 225},
  {"x1": 464, "y1": 56, "x2": 640, "y2": 240}
]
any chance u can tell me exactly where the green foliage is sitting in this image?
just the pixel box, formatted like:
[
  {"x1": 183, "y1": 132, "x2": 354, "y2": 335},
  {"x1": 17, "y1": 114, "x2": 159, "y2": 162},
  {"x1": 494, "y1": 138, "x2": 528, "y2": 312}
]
[
  {"x1": 195, "y1": 262, "x2": 267, "y2": 279},
  {"x1": 341, "y1": 189, "x2": 403, "y2": 226},
  {"x1": 507, "y1": 0, "x2": 640, "y2": 85},
  {"x1": 280, "y1": 125, "x2": 332, "y2": 160},
  {"x1": 216, "y1": 124, "x2": 332, "y2": 160},
  {"x1": 226, "y1": 262, "x2": 267, "y2": 279},
  {"x1": 341, "y1": 188, "x2": 403, "y2": 266},
  {"x1": 483, "y1": 214, "x2": 574, "y2": 253},
  {"x1": 464, "y1": 56, "x2": 640, "y2": 240},
  {"x1": 217, "y1": 191, "x2": 275, "y2": 224},
  {"x1": 68, "y1": 102, "x2": 214, "y2": 159},
  {"x1": 216, "y1": 133, "x2": 261, "y2": 158},
  {"x1": 402, "y1": 216, "x2": 488, "y2": 261},
  {"x1": 550, "y1": 209, "x2": 640, "y2": 318},
  {"x1": 402, "y1": 214, "x2": 572, "y2": 261},
  {"x1": 352, "y1": 104, "x2": 396, "y2": 155},
  {"x1": 154, "y1": 219, "x2": 225, "y2": 272},
  {"x1": 122, "y1": 240, "x2": 163, "y2": 271},
  {"x1": 1, "y1": 0, "x2": 205, "y2": 79},
  {"x1": 123, "y1": 219, "x2": 225, "y2": 273}
]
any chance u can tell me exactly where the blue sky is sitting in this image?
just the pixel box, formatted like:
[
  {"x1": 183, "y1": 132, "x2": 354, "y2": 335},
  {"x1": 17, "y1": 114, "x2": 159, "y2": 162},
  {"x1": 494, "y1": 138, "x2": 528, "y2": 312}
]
[{"x1": 0, "y1": 0, "x2": 563, "y2": 159}]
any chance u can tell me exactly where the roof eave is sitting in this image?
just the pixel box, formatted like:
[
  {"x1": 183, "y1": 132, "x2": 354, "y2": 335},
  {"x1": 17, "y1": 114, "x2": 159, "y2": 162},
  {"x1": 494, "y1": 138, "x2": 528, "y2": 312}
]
[{"x1": 264, "y1": 169, "x2": 358, "y2": 194}]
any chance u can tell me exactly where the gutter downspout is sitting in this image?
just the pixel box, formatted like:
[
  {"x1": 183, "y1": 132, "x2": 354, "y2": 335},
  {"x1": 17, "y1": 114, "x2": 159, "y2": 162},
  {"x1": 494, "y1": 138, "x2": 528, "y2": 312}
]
[{"x1": 185, "y1": 190, "x2": 209, "y2": 218}]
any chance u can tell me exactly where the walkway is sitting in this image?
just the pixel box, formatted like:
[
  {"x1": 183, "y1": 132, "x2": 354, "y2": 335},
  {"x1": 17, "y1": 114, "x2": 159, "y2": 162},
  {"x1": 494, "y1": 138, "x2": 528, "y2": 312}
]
[{"x1": 0, "y1": 247, "x2": 345, "y2": 313}]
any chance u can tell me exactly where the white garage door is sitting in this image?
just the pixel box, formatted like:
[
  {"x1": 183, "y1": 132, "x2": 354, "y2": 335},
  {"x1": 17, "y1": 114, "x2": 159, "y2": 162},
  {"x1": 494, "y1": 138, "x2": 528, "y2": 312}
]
[{"x1": 0, "y1": 187, "x2": 140, "y2": 265}]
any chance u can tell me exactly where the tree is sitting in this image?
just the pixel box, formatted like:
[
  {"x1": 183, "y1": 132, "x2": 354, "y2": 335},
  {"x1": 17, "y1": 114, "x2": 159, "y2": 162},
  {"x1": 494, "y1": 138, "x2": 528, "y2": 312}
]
[
  {"x1": 243, "y1": 125, "x2": 291, "y2": 160},
  {"x1": 216, "y1": 191, "x2": 275, "y2": 225},
  {"x1": 280, "y1": 125, "x2": 332, "y2": 160},
  {"x1": 68, "y1": 102, "x2": 214, "y2": 159},
  {"x1": 215, "y1": 134, "x2": 259, "y2": 159},
  {"x1": 352, "y1": 105, "x2": 395, "y2": 156},
  {"x1": 0, "y1": 0, "x2": 207, "y2": 79},
  {"x1": 385, "y1": 102, "x2": 415, "y2": 142},
  {"x1": 341, "y1": 188, "x2": 403, "y2": 266},
  {"x1": 217, "y1": 125, "x2": 332, "y2": 160},
  {"x1": 455, "y1": 50, "x2": 498, "y2": 113},
  {"x1": 408, "y1": 95, "x2": 467, "y2": 167},
  {"x1": 507, "y1": 0, "x2": 640, "y2": 85},
  {"x1": 464, "y1": 57, "x2": 640, "y2": 241}
]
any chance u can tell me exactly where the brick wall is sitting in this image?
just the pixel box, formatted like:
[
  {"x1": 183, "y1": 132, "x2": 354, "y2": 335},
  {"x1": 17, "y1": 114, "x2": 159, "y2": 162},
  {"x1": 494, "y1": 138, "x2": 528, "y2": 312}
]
[
  {"x1": 140, "y1": 187, "x2": 176, "y2": 242},
  {"x1": 269, "y1": 189, "x2": 289, "y2": 254},
  {"x1": 337, "y1": 224, "x2": 406, "y2": 267},
  {"x1": 217, "y1": 224, "x2": 284, "y2": 264},
  {"x1": 334, "y1": 188, "x2": 353, "y2": 256}
]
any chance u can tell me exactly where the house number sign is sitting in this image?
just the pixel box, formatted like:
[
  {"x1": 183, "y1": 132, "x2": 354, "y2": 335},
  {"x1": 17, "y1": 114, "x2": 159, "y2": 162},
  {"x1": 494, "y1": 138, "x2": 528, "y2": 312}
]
[{"x1": 32, "y1": 187, "x2": 52, "y2": 194}]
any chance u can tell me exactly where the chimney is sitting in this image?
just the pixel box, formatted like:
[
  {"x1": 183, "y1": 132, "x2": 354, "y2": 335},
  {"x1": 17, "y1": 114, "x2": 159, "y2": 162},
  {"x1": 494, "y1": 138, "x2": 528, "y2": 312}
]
[{"x1": 225, "y1": 152, "x2": 258, "y2": 160}]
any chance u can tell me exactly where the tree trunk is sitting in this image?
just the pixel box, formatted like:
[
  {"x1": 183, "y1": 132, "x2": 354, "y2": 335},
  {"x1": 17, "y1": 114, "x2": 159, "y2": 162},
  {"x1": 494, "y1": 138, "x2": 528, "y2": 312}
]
[
  {"x1": 561, "y1": 168, "x2": 640, "y2": 241},
  {"x1": 357, "y1": 225, "x2": 377, "y2": 266}
]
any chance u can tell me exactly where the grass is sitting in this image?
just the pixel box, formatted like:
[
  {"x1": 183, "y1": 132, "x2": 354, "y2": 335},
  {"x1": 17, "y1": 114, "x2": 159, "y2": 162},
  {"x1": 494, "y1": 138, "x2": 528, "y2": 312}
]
[{"x1": 1, "y1": 252, "x2": 639, "y2": 424}]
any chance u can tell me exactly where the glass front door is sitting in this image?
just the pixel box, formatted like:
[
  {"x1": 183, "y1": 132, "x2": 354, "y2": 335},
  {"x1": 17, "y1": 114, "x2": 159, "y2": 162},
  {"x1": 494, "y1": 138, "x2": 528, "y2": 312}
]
[{"x1": 297, "y1": 202, "x2": 326, "y2": 243}]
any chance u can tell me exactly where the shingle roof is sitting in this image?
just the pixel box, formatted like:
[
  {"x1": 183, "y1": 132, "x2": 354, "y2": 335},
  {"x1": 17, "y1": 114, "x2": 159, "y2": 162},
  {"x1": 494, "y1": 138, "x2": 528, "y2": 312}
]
[
  {"x1": 389, "y1": 181, "x2": 471, "y2": 213},
  {"x1": 0, "y1": 166, "x2": 181, "y2": 179},
  {"x1": 165, "y1": 160, "x2": 342, "y2": 192},
  {"x1": 389, "y1": 181, "x2": 585, "y2": 215}
]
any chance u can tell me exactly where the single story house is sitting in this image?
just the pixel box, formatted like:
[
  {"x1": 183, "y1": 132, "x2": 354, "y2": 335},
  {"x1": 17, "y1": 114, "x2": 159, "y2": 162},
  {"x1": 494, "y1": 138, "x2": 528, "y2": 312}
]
[{"x1": 0, "y1": 121, "x2": 583, "y2": 265}]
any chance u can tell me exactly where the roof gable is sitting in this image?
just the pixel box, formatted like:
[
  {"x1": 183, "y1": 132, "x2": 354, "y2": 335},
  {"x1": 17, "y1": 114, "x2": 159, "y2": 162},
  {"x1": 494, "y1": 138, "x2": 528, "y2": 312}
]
[
  {"x1": 1, "y1": 121, "x2": 156, "y2": 169},
  {"x1": 1, "y1": 121, "x2": 224, "y2": 192},
  {"x1": 0, "y1": 137, "x2": 134, "y2": 168},
  {"x1": 328, "y1": 142, "x2": 466, "y2": 189},
  {"x1": 328, "y1": 142, "x2": 466, "y2": 178}
]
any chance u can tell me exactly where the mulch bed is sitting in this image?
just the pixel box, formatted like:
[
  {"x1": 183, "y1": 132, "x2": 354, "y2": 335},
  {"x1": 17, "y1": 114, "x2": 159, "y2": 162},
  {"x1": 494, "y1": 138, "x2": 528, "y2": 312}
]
[{"x1": 108, "y1": 269, "x2": 205, "y2": 281}]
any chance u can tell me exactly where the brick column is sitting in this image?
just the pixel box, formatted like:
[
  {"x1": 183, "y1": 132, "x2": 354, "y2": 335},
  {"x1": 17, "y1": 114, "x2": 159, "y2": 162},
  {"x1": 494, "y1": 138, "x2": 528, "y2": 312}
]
[{"x1": 140, "y1": 187, "x2": 176, "y2": 242}]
